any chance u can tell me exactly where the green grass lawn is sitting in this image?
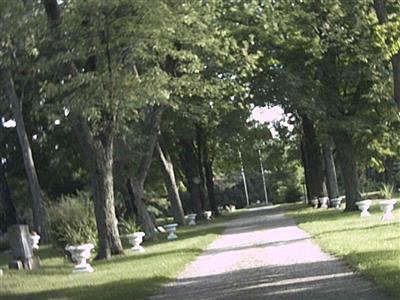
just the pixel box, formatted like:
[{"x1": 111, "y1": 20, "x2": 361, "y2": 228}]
[
  {"x1": 0, "y1": 211, "x2": 244, "y2": 300},
  {"x1": 287, "y1": 201, "x2": 400, "y2": 299}
]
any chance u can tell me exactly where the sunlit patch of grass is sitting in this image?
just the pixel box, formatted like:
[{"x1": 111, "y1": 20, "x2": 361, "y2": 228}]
[
  {"x1": 0, "y1": 225, "x2": 224, "y2": 300},
  {"x1": 287, "y1": 202, "x2": 400, "y2": 299}
]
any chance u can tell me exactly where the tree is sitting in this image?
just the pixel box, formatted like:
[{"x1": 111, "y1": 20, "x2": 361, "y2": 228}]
[
  {"x1": 156, "y1": 138, "x2": 185, "y2": 225},
  {"x1": 0, "y1": 1, "x2": 47, "y2": 238},
  {"x1": 373, "y1": 0, "x2": 400, "y2": 106}
]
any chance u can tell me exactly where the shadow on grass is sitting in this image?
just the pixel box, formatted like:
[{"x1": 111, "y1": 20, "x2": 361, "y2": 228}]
[
  {"x1": 93, "y1": 247, "x2": 203, "y2": 268},
  {"x1": 2, "y1": 276, "x2": 169, "y2": 300}
]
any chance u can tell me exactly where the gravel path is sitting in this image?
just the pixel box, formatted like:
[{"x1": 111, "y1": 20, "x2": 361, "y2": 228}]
[{"x1": 149, "y1": 206, "x2": 394, "y2": 300}]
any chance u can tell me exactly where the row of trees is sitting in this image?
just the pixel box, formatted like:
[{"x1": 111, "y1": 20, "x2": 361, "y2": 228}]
[{"x1": 1, "y1": 0, "x2": 399, "y2": 260}]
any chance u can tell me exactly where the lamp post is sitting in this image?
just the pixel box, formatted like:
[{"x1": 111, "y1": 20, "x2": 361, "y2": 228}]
[
  {"x1": 258, "y1": 149, "x2": 269, "y2": 205},
  {"x1": 238, "y1": 150, "x2": 250, "y2": 207}
]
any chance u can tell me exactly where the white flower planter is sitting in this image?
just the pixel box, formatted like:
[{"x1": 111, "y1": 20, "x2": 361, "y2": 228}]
[
  {"x1": 319, "y1": 197, "x2": 329, "y2": 208},
  {"x1": 203, "y1": 211, "x2": 212, "y2": 220},
  {"x1": 65, "y1": 243, "x2": 94, "y2": 273},
  {"x1": 379, "y1": 200, "x2": 397, "y2": 221},
  {"x1": 185, "y1": 214, "x2": 197, "y2": 226},
  {"x1": 30, "y1": 234, "x2": 40, "y2": 250},
  {"x1": 330, "y1": 197, "x2": 342, "y2": 209},
  {"x1": 355, "y1": 200, "x2": 372, "y2": 217},
  {"x1": 165, "y1": 224, "x2": 178, "y2": 240},
  {"x1": 125, "y1": 232, "x2": 145, "y2": 252}
]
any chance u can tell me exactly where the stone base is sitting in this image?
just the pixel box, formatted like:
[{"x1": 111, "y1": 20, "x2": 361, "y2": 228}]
[
  {"x1": 131, "y1": 246, "x2": 145, "y2": 252},
  {"x1": 9, "y1": 256, "x2": 40, "y2": 270},
  {"x1": 73, "y1": 263, "x2": 93, "y2": 274},
  {"x1": 380, "y1": 213, "x2": 394, "y2": 221},
  {"x1": 360, "y1": 211, "x2": 371, "y2": 217},
  {"x1": 167, "y1": 233, "x2": 177, "y2": 240}
]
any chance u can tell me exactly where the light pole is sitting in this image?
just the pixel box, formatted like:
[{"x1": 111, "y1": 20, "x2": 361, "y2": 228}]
[
  {"x1": 238, "y1": 150, "x2": 250, "y2": 207},
  {"x1": 258, "y1": 149, "x2": 269, "y2": 205}
]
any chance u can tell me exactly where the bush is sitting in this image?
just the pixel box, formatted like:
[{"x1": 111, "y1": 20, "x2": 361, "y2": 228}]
[
  {"x1": 47, "y1": 192, "x2": 97, "y2": 249},
  {"x1": 0, "y1": 236, "x2": 9, "y2": 252},
  {"x1": 118, "y1": 218, "x2": 141, "y2": 235},
  {"x1": 381, "y1": 183, "x2": 394, "y2": 199}
]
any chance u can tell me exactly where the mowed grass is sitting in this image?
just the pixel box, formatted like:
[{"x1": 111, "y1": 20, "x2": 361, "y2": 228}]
[
  {"x1": 0, "y1": 211, "x2": 245, "y2": 300},
  {"x1": 287, "y1": 201, "x2": 400, "y2": 299}
]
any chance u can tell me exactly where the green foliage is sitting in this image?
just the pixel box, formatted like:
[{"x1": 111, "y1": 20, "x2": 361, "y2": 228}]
[
  {"x1": 0, "y1": 239, "x2": 9, "y2": 252},
  {"x1": 118, "y1": 218, "x2": 141, "y2": 235},
  {"x1": 47, "y1": 192, "x2": 97, "y2": 248},
  {"x1": 381, "y1": 183, "x2": 394, "y2": 199}
]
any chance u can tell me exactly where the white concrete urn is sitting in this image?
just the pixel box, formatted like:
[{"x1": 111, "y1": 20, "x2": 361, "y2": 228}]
[
  {"x1": 165, "y1": 223, "x2": 178, "y2": 240},
  {"x1": 185, "y1": 214, "x2": 197, "y2": 226},
  {"x1": 355, "y1": 200, "x2": 372, "y2": 217},
  {"x1": 379, "y1": 200, "x2": 397, "y2": 221},
  {"x1": 125, "y1": 232, "x2": 145, "y2": 252},
  {"x1": 30, "y1": 233, "x2": 40, "y2": 250},
  {"x1": 330, "y1": 198, "x2": 342, "y2": 209},
  {"x1": 319, "y1": 197, "x2": 329, "y2": 208},
  {"x1": 203, "y1": 211, "x2": 212, "y2": 220},
  {"x1": 65, "y1": 243, "x2": 94, "y2": 273}
]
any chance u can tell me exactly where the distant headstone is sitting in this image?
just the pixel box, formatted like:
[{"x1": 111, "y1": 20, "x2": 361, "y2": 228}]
[{"x1": 8, "y1": 225, "x2": 40, "y2": 270}]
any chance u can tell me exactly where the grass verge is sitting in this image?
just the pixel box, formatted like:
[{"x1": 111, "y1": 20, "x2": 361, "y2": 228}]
[
  {"x1": 0, "y1": 211, "x2": 244, "y2": 300},
  {"x1": 286, "y1": 201, "x2": 400, "y2": 299}
]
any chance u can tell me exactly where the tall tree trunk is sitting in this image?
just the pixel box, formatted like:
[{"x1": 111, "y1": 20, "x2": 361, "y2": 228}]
[
  {"x1": 157, "y1": 141, "x2": 185, "y2": 225},
  {"x1": 72, "y1": 115, "x2": 123, "y2": 259},
  {"x1": 125, "y1": 179, "x2": 138, "y2": 219},
  {"x1": 127, "y1": 106, "x2": 163, "y2": 240},
  {"x1": 0, "y1": 161, "x2": 17, "y2": 228},
  {"x1": 44, "y1": 0, "x2": 123, "y2": 258},
  {"x1": 180, "y1": 139, "x2": 203, "y2": 215},
  {"x1": 203, "y1": 144, "x2": 220, "y2": 217},
  {"x1": 373, "y1": 0, "x2": 400, "y2": 106},
  {"x1": 322, "y1": 141, "x2": 339, "y2": 200},
  {"x1": 333, "y1": 132, "x2": 362, "y2": 211},
  {"x1": 196, "y1": 126, "x2": 210, "y2": 210},
  {"x1": 301, "y1": 115, "x2": 326, "y2": 200},
  {"x1": 126, "y1": 178, "x2": 157, "y2": 239},
  {"x1": 0, "y1": 68, "x2": 47, "y2": 239},
  {"x1": 300, "y1": 140, "x2": 311, "y2": 202}
]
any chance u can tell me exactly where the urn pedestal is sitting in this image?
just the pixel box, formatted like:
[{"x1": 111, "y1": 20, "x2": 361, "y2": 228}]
[
  {"x1": 355, "y1": 200, "x2": 372, "y2": 217},
  {"x1": 65, "y1": 243, "x2": 94, "y2": 273}
]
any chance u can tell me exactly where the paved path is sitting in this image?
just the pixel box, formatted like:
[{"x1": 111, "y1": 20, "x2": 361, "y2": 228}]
[{"x1": 149, "y1": 206, "x2": 394, "y2": 300}]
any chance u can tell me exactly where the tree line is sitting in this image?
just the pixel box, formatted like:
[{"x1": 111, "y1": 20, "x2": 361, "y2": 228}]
[{"x1": 0, "y1": 0, "x2": 398, "y2": 260}]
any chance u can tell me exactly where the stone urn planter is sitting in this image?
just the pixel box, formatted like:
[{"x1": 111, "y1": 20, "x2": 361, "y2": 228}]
[
  {"x1": 65, "y1": 243, "x2": 94, "y2": 273},
  {"x1": 379, "y1": 199, "x2": 397, "y2": 221},
  {"x1": 310, "y1": 198, "x2": 319, "y2": 208},
  {"x1": 355, "y1": 200, "x2": 372, "y2": 217},
  {"x1": 185, "y1": 214, "x2": 197, "y2": 226},
  {"x1": 330, "y1": 197, "x2": 342, "y2": 209},
  {"x1": 30, "y1": 233, "x2": 40, "y2": 250},
  {"x1": 165, "y1": 224, "x2": 178, "y2": 240},
  {"x1": 125, "y1": 232, "x2": 145, "y2": 252},
  {"x1": 319, "y1": 197, "x2": 329, "y2": 209},
  {"x1": 203, "y1": 211, "x2": 212, "y2": 220}
]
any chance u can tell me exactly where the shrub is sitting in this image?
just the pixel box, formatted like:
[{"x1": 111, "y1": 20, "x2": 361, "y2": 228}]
[
  {"x1": 0, "y1": 236, "x2": 9, "y2": 252},
  {"x1": 118, "y1": 218, "x2": 141, "y2": 235},
  {"x1": 47, "y1": 192, "x2": 97, "y2": 249},
  {"x1": 381, "y1": 183, "x2": 394, "y2": 199}
]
